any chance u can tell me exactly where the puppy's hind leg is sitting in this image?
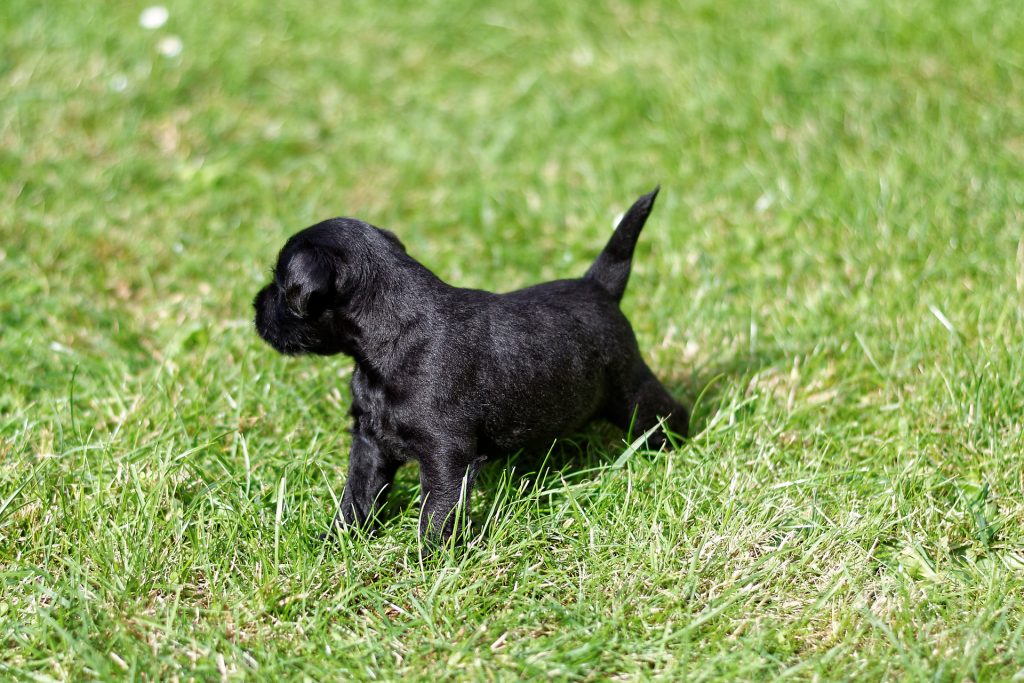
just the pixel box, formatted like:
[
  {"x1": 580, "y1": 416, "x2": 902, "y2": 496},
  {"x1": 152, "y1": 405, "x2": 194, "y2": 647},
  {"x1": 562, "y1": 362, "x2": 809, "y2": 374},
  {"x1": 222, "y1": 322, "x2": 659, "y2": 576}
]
[
  {"x1": 332, "y1": 432, "x2": 399, "y2": 535},
  {"x1": 606, "y1": 363, "x2": 689, "y2": 448}
]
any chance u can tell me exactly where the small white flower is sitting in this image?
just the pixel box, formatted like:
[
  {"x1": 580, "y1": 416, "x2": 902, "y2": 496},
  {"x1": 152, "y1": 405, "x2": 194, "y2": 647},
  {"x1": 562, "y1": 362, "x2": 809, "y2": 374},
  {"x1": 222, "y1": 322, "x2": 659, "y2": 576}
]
[
  {"x1": 139, "y1": 5, "x2": 169, "y2": 29},
  {"x1": 109, "y1": 74, "x2": 129, "y2": 92},
  {"x1": 754, "y1": 193, "x2": 773, "y2": 213},
  {"x1": 262, "y1": 121, "x2": 283, "y2": 140},
  {"x1": 157, "y1": 35, "x2": 183, "y2": 58},
  {"x1": 572, "y1": 46, "x2": 594, "y2": 67}
]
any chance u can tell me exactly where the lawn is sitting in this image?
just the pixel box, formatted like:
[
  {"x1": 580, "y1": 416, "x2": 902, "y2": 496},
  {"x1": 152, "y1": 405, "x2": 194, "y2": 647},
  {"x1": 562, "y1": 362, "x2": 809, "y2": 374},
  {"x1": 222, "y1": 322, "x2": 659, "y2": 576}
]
[{"x1": 2, "y1": 0, "x2": 1023, "y2": 679}]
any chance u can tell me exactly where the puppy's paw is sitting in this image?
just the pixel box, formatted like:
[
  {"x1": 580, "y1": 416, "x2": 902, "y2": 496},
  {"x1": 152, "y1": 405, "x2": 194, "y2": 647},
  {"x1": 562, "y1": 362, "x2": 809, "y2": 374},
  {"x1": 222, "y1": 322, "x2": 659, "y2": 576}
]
[
  {"x1": 318, "y1": 521, "x2": 344, "y2": 546},
  {"x1": 417, "y1": 536, "x2": 462, "y2": 563},
  {"x1": 318, "y1": 516, "x2": 373, "y2": 546}
]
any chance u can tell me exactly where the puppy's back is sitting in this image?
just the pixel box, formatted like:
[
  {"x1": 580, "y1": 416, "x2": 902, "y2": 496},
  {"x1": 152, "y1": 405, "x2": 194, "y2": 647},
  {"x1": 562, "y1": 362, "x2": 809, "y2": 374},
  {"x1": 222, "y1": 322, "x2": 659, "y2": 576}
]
[{"x1": 465, "y1": 279, "x2": 640, "y2": 451}]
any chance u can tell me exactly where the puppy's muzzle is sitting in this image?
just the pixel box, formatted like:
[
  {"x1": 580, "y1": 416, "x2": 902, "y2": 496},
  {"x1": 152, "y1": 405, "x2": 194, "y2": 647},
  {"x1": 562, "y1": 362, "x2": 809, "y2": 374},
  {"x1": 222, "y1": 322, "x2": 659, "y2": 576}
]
[{"x1": 253, "y1": 285, "x2": 310, "y2": 356}]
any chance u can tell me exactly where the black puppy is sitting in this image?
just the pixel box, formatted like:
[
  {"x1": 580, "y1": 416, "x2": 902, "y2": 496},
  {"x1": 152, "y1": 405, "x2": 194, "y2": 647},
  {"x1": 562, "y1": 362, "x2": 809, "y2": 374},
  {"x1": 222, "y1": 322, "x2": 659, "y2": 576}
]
[{"x1": 253, "y1": 187, "x2": 688, "y2": 551}]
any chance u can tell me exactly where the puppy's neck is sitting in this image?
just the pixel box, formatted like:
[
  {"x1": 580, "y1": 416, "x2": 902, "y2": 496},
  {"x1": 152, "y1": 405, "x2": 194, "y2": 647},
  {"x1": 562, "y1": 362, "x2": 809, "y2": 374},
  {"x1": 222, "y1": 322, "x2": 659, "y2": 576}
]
[{"x1": 344, "y1": 261, "x2": 446, "y2": 377}]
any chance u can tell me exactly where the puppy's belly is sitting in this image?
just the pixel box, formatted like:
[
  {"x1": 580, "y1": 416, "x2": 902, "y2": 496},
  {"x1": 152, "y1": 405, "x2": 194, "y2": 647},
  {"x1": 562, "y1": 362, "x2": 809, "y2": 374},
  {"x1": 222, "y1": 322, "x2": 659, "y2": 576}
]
[
  {"x1": 478, "y1": 383, "x2": 604, "y2": 453},
  {"x1": 483, "y1": 427, "x2": 586, "y2": 454}
]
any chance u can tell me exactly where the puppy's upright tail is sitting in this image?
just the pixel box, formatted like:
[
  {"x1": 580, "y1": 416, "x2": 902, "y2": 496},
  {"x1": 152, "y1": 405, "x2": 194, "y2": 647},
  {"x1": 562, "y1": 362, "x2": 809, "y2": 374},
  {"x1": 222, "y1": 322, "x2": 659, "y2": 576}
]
[{"x1": 584, "y1": 186, "x2": 660, "y2": 303}]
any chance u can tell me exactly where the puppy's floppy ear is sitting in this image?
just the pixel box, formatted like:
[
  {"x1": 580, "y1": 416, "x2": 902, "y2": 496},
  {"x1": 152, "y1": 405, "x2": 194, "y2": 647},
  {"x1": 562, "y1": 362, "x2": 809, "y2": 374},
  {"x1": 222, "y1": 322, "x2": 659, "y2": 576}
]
[{"x1": 282, "y1": 248, "x2": 335, "y2": 317}]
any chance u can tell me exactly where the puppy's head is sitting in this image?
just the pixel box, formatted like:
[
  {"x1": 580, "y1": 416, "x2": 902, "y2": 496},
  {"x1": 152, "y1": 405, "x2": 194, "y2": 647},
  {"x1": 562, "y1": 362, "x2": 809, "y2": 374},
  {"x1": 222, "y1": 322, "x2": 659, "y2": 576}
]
[{"x1": 253, "y1": 218, "x2": 406, "y2": 356}]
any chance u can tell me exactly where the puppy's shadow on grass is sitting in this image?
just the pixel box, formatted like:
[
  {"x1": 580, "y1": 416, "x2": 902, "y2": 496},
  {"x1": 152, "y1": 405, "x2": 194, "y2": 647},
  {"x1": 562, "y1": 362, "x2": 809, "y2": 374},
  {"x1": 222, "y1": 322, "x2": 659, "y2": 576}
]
[
  {"x1": 474, "y1": 349, "x2": 783, "y2": 532},
  {"x1": 667, "y1": 347, "x2": 785, "y2": 436}
]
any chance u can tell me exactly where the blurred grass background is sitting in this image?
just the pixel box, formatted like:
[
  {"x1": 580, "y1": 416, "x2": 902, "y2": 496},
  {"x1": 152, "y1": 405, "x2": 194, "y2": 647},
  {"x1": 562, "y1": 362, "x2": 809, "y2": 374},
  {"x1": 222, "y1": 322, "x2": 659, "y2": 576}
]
[{"x1": 2, "y1": 0, "x2": 1023, "y2": 679}]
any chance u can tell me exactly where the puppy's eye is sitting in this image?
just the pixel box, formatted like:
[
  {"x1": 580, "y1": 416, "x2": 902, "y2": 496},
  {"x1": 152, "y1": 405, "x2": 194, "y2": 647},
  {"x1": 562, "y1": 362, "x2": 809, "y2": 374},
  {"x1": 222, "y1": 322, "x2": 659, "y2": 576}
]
[
  {"x1": 284, "y1": 283, "x2": 330, "y2": 318},
  {"x1": 305, "y1": 290, "x2": 329, "y2": 316}
]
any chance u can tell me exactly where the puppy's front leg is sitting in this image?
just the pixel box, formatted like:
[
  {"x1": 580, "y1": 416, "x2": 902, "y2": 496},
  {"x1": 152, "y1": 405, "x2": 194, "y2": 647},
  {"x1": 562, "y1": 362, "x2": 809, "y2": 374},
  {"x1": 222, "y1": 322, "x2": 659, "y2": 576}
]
[
  {"x1": 418, "y1": 452, "x2": 486, "y2": 554},
  {"x1": 333, "y1": 432, "x2": 398, "y2": 534}
]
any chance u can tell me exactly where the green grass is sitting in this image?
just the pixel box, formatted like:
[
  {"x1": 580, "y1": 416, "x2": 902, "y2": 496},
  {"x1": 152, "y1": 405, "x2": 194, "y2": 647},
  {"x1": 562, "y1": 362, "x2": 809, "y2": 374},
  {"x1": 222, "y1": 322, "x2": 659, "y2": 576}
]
[{"x1": 2, "y1": 0, "x2": 1024, "y2": 679}]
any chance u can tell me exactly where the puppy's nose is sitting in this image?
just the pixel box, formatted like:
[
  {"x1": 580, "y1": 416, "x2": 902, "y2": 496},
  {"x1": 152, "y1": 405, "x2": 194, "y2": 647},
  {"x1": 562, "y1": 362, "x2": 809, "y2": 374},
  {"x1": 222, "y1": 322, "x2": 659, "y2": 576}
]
[{"x1": 253, "y1": 285, "x2": 274, "y2": 333}]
